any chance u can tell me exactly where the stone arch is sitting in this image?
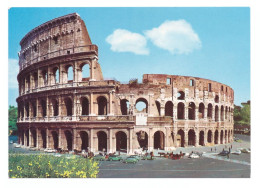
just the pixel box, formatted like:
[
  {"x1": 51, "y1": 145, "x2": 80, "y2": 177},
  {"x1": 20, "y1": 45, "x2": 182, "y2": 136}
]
[
  {"x1": 177, "y1": 91, "x2": 185, "y2": 100},
  {"x1": 135, "y1": 98, "x2": 148, "y2": 113},
  {"x1": 225, "y1": 130, "x2": 228, "y2": 143},
  {"x1": 79, "y1": 131, "x2": 89, "y2": 151},
  {"x1": 177, "y1": 129, "x2": 185, "y2": 147},
  {"x1": 81, "y1": 97, "x2": 89, "y2": 115},
  {"x1": 80, "y1": 63, "x2": 90, "y2": 81},
  {"x1": 33, "y1": 72, "x2": 38, "y2": 88},
  {"x1": 120, "y1": 99, "x2": 129, "y2": 115},
  {"x1": 225, "y1": 106, "x2": 228, "y2": 120},
  {"x1": 215, "y1": 105, "x2": 219, "y2": 122},
  {"x1": 64, "y1": 130, "x2": 73, "y2": 151},
  {"x1": 65, "y1": 64, "x2": 74, "y2": 83},
  {"x1": 177, "y1": 102, "x2": 185, "y2": 119},
  {"x1": 188, "y1": 129, "x2": 196, "y2": 146},
  {"x1": 154, "y1": 131, "x2": 165, "y2": 150},
  {"x1": 199, "y1": 103, "x2": 205, "y2": 119},
  {"x1": 221, "y1": 105, "x2": 224, "y2": 121},
  {"x1": 220, "y1": 130, "x2": 224, "y2": 144},
  {"x1": 25, "y1": 101, "x2": 30, "y2": 117},
  {"x1": 97, "y1": 131, "x2": 107, "y2": 151},
  {"x1": 41, "y1": 130, "x2": 46, "y2": 148},
  {"x1": 52, "y1": 99, "x2": 59, "y2": 116},
  {"x1": 97, "y1": 96, "x2": 107, "y2": 115},
  {"x1": 116, "y1": 131, "x2": 127, "y2": 152},
  {"x1": 31, "y1": 129, "x2": 37, "y2": 147},
  {"x1": 188, "y1": 102, "x2": 195, "y2": 120},
  {"x1": 65, "y1": 97, "x2": 73, "y2": 116},
  {"x1": 51, "y1": 131, "x2": 59, "y2": 149},
  {"x1": 136, "y1": 131, "x2": 148, "y2": 149},
  {"x1": 199, "y1": 131, "x2": 204, "y2": 146},
  {"x1": 207, "y1": 130, "x2": 212, "y2": 143},
  {"x1": 40, "y1": 99, "x2": 47, "y2": 117},
  {"x1": 214, "y1": 130, "x2": 219, "y2": 144},
  {"x1": 53, "y1": 67, "x2": 59, "y2": 84},
  {"x1": 41, "y1": 69, "x2": 48, "y2": 86},
  {"x1": 165, "y1": 101, "x2": 173, "y2": 117},
  {"x1": 207, "y1": 103, "x2": 213, "y2": 119},
  {"x1": 215, "y1": 95, "x2": 219, "y2": 103}
]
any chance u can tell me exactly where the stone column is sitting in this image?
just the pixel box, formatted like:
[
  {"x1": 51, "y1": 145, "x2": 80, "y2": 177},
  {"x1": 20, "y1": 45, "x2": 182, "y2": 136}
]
[
  {"x1": 195, "y1": 107, "x2": 199, "y2": 121},
  {"x1": 160, "y1": 104, "x2": 165, "y2": 117},
  {"x1": 90, "y1": 92, "x2": 95, "y2": 115},
  {"x1": 173, "y1": 105, "x2": 177, "y2": 121},
  {"x1": 46, "y1": 96, "x2": 49, "y2": 118},
  {"x1": 36, "y1": 128, "x2": 39, "y2": 149},
  {"x1": 195, "y1": 130, "x2": 199, "y2": 147},
  {"x1": 212, "y1": 130, "x2": 215, "y2": 145},
  {"x1": 28, "y1": 128, "x2": 32, "y2": 147},
  {"x1": 46, "y1": 128, "x2": 49, "y2": 148},
  {"x1": 108, "y1": 91, "x2": 113, "y2": 115},
  {"x1": 108, "y1": 129, "x2": 113, "y2": 153},
  {"x1": 184, "y1": 130, "x2": 188, "y2": 147},
  {"x1": 204, "y1": 107, "x2": 208, "y2": 120},
  {"x1": 212, "y1": 106, "x2": 215, "y2": 121},
  {"x1": 184, "y1": 105, "x2": 188, "y2": 120},
  {"x1": 73, "y1": 129, "x2": 77, "y2": 150},
  {"x1": 204, "y1": 130, "x2": 208, "y2": 146},
  {"x1": 217, "y1": 130, "x2": 221, "y2": 144},
  {"x1": 173, "y1": 131, "x2": 178, "y2": 147},
  {"x1": 148, "y1": 128, "x2": 153, "y2": 151},
  {"x1": 58, "y1": 128, "x2": 62, "y2": 149},
  {"x1": 90, "y1": 129, "x2": 94, "y2": 152},
  {"x1": 165, "y1": 127, "x2": 169, "y2": 151},
  {"x1": 129, "y1": 129, "x2": 133, "y2": 154},
  {"x1": 148, "y1": 94, "x2": 153, "y2": 116}
]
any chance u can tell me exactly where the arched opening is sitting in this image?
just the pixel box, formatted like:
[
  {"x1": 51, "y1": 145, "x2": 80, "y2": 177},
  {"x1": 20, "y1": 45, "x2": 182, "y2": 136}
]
[
  {"x1": 31, "y1": 129, "x2": 37, "y2": 147},
  {"x1": 41, "y1": 130, "x2": 46, "y2": 148},
  {"x1": 188, "y1": 129, "x2": 196, "y2": 146},
  {"x1": 80, "y1": 131, "x2": 89, "y2": 151},
  {"x1": 215, "y1": 106, "x2": 219, "y2": 122},
  {"x1": 25, "y1": 129, "x2": 29, "y2": 146},
  {"x1": 155, "y1": 101, "x2": 161, "y2": 116},
  {"x1": 177, "y1": 91, "x2": 185, "y2": 100},
  {"x1": 42, "y1": 70, "x2": 48, "y2": 86},
  {"x1": 207, "y1": 103, "x2": 213, "y2": 119},
  {"x1": 225, "y1": 106, "x2": 228, "y2": 120},
  {"x1": 215, "y1": 95, "x2": 219, "y2": 103},
  {"x1": 136, "y1": 131, "x2": 148, "y2": 150},
  {"x1": 177, "y1": 129, "x2": 185, "y2": 147},
  {"x1": 67, "y1": 66, "x2": 73, "y2": 82},
  {"x1": 165, "y1": 101, "x2": 173, "y2": 117},
  {"x1": 199, "y1": 131, "x2": 204, "y2": 146},
  {"x1": 51, "y1": 131, "x2": 59, "y2": 149},
  {"x1": 41, "y1": 99, "x2": 47, "y2": 117},
  {"x1": 26, "y1": 75, "x2": 30, "y2": 91},
  {"x1": 120, "y1": 99, "x2": 129, "y2": 115},
  {"x1": 214, "y1": 130, "x2": 219, "y2": 144},
  {"x1": 177, "y1": 102, "x2": 185, "y2": 119},
  {"x1": 97, "y1": 96, "x2": 107, "y2": 115},
  {"x1": 228, "y1": 130, "x2": 230, "y2": 143},
  {"x1": 97, "y1": 131, "x2": 107, "y2": 151},
  {"x1": 32, "y1": 101, "x2": 37, "y2": 117},
  {"x1": 64, "y1": 130, "x2": 73, "y2": 151},
  {"x1": 221, "y1": 106, "x2": 224, "y2": 121},
  {"x1": 116, "y1": 131, "x2": 127, "y2": 152},
  {"x1": 199, "y1": 103, "x2": 205, "y2": 119},
  {"x1": 65, "y1": 98, "x2": 73, "y2": 116},
  {"x1": 220, "y1": 130, "x2": 224, "y2": 144},
  {"x1": 81, "y1": 97, "x2": 89, "y2": 115},
  {"x1": 25, "y1": 102, "x2": 29, "y2": 117},
  {"x1": 225, "y1": 130, "x2": 228, "y2": 143},
  {"x1": 53, "y1": 67, "x2": 59, "y2": 84},
  {"x1": 154, "y1": 131, "x2": 165, "y2": 150},
  {"x1": 135, "y1": 98, "x2": 148, "y2": 113},
  {"x1": 188, "y1": 102, "x2": 195, "y2": 120},
  {"x1": 52, "y1": 99, "x2": 59, "y2": 116},
  {"x1": 21, "y1": 130, "x2": 24, "y2": 145},
  {"x1": 81, "y1": 64, "x2": 90, "y2": 81},
  {"x1": 207, "y1": 130, "x2": 212, "y2": 143},
  {"x1": 33, "y1": 72, "x2": 38, "y2": 88}
]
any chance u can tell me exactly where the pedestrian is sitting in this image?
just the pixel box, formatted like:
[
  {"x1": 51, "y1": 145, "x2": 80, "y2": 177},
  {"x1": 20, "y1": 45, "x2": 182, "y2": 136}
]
[
  {"x1": 227, "y1": 153, "x2": 230, "y2": 159},
  {"x1": 223, "y1": 148, "x2": 224, "y2": 152},
  {"x1": 215, "y1": 147, "x2": 216, "y2": 152},
  {"x1": 231, "y1": 145, "x2": 232, "y2": 149},
  {"x1": 211, "y1": 148, "x2": 212, "y2": 152}
]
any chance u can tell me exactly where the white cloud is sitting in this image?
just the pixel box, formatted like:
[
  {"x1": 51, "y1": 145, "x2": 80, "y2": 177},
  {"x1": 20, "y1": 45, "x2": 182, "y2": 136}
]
[
  {"x1": 8, "y1": 59, "x2": 19, "y2": 89},
  {"x1": 106, "y1": 29, "x2": 149, "y2": 55},
  {"x1": 144, "y1": 20, "x2": 202, "y2": 54}
]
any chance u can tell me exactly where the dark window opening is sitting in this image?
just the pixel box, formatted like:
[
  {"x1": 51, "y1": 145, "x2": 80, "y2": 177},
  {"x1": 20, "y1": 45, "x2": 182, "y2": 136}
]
[
  {"x1": 65, "y1": 98, "x2": 73, "y2": 116},
  {"x1": 177, "y1": 102, "x2": 185, "y2": 119},
  {"x1": 81, "y1": 98, "x2": 89, "y2": 115},
  {"x1": 97, "y1": 131, "x2": 107, "y2": 151},
  {"x1": 188, "y1": 102, "x2": 195, "y2": 120},
  {"x1": 97, "y1": 96, "x2": 107, "y2": 115},
  {"x1": 120, "y1": 99, "x2": 129, "y2": 115},
  {"x1": 177, "y1": 91, "x2": 185, "y2": 100},
  {"x1": 167, "y1": 78, "x2": 171, "y2": 85},
  {"x1": 154, "y1": 131, "x2": 165, "y2": 150},
  {"x1": 208, "y1": 83, "x2": 212, "y2": 92},
  {"x1": 165, "y1": 101, "x2": 173, "y2": 117},
  {"x1": 190, "y1": 79, "x2": 194, "y2": 86},
  {"x1": 116, "y1": 131, "x2": 127, "y2": 152},
  {"x1": 53, "y1": 36, "x2": 58, "y2": 44}
]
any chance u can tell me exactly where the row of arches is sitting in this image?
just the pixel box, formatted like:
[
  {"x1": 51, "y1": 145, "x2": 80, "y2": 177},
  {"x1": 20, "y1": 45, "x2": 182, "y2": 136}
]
[{"x1": 20, "y1": 63, "x2": 90, "y2": 94}]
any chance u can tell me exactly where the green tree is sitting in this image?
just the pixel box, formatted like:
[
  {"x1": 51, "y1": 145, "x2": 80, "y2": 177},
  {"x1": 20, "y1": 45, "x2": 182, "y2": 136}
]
[
  {"x1": 9, "y1": 105, "x2": 18, "y2": 135},
  {"x1": 234, "y1": 100, "x2": 250, "y2": 126}
]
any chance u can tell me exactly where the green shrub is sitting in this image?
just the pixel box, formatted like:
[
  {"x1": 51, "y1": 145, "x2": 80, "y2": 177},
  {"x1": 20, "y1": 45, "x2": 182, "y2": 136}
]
[{"x1": 9, "y1": 154, "x2": 99, "y2": 178}]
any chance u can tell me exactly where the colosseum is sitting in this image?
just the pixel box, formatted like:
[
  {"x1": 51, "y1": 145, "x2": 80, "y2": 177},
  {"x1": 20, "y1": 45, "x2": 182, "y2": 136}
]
[{"x1": 16, "y1": 13, "x2": 234, "y2": 154}]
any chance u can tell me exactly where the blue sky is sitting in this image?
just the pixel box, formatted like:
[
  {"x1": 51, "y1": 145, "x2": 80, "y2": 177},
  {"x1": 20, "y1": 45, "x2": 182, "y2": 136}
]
[{"x1": 8, "y1": 7, "x2": 250, "y2": 107}]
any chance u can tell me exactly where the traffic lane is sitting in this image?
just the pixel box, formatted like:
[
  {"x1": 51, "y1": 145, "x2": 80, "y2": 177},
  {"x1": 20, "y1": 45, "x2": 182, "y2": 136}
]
[{"x1": 97, "y1": 157, "x2": 250, "y2": 178}]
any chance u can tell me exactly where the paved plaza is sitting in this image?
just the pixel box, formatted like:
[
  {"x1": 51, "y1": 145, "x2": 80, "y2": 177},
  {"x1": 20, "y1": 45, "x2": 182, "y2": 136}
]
[{"x1": 9, "y1": 134, "x2": 250, "y2": 178}]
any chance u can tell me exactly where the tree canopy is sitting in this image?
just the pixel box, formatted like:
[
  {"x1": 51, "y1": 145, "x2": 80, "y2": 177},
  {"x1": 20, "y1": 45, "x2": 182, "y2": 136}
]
[
  {"x1": 234, "y1": 100, "x2": 250, "y2": 126},
  {"x1": 9, "y1": 105, "x2": 18, "y2": 135}
]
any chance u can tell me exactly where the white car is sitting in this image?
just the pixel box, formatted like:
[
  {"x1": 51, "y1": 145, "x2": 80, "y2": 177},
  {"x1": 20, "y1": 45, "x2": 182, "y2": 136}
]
[
  {"x1": 189, "y1": 153, "x2": 200, "y2": 158},
  {"x1": 14, "y1": 144, "x2": 21, "y2": 148},
  {"x1": 44, "y1": 148, "x2": 56, "y2": 153},
  {"x1": 231, "y1": 150, "x2": 241, "y2": 155},
  {"x1": 241, "y1": 148, "x2": 250, "y2": 153}
]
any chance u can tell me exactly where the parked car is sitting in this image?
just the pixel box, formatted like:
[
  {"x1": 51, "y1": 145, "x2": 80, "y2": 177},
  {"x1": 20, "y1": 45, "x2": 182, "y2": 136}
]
[
  {"x1": 14, "y1": 144, "x2": 21, "y2": 148},
  {"x1": 129, "y1": 155, "x2": 141, "y2": 161},
  {"x1": 44, "y1": 148, "x2": 56, "y2": 153},
  {"x1": 124, "y1": 157, "x2": 138, "y2": 164},
  {"x1": 218, "y1": 150, "x2": 230, "y2": 156},
  {"x1": 231, "y1": 150, "x2": 241, "y2": 155},
  {"x1": 189, "y1": 153, "x2": 200, "y2": 158},
  {"x1": 93, "y1": 154, "x2": 106, "y2": 161},
  {"x1": 108, "y1": 155, "x2": 123, "y2": 161},
  {"x1": 240, "y1": 148, "x2": 250, "y2": 153}
]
